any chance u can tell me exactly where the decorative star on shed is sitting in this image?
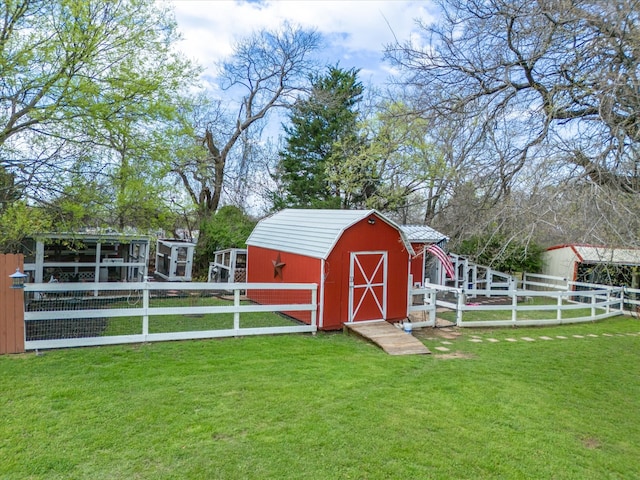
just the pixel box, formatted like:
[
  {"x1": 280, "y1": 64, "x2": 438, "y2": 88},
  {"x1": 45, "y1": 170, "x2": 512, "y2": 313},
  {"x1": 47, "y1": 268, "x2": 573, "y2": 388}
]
[{"x1": 272, "y1": 253, "x2": 286, "y2": 279}]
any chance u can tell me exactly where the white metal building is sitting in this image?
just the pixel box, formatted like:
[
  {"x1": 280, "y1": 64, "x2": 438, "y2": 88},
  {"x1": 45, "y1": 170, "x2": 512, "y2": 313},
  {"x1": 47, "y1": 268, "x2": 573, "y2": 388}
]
[{"x1": 543, "y1": 244, "x2": 640, "y2": 287}]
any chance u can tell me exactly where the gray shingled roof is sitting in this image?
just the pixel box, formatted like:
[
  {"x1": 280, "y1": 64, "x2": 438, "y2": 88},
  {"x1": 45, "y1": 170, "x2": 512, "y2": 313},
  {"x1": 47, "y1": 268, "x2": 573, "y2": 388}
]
[
  {"x1": 246, "y1": 209, "x2": 413, "y2": 260},
  {"x1": 400, "y1": 225, "x2": 448, "y2": 243}
]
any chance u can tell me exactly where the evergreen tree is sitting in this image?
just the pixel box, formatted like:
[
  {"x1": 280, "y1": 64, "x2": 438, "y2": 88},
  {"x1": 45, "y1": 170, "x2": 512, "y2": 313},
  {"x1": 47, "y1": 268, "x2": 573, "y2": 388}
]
[{"x1": 276, "y1": 66, "x2": 364, "y2": 209}]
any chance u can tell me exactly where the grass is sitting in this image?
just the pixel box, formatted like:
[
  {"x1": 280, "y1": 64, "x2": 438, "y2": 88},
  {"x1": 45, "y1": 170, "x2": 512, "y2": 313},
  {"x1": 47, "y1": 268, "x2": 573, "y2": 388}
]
[{"x1": 2, "y1": 316, "x2": 639, "y2": 479}]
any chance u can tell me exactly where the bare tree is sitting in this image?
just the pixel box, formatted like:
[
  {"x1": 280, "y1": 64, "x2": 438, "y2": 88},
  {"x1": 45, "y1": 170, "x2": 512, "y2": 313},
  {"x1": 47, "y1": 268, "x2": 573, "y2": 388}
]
[
  {"x1": 384, "y1": 0, "x2": 640, "y2": 252},
  {"x1": 386, "y1": 0, "x2": 640, "y2": 194},
  {"x1": 172, "y1": 23, "x2": 320, "y2": 219}
]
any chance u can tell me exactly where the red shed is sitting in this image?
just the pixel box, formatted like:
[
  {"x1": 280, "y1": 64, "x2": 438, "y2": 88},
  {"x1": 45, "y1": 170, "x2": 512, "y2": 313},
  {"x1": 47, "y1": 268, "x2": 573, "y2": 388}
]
[{"x1": 245, "y1": 209, "x2": 414, "y2": 331}]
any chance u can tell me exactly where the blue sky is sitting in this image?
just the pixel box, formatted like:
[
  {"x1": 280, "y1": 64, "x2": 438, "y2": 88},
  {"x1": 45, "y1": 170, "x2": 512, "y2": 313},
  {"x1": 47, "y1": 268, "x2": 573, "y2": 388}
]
[{"x1": 165, "y1": 0, "x2": 436, "y2": 90}]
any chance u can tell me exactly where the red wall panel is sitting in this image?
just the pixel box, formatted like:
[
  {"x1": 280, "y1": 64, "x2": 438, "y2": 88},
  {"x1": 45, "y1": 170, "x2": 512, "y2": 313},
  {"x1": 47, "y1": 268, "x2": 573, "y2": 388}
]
[
  {"x1": 325, "y1": 217, "x2": 410, "y2": 329},
  {"x1": 246, "y1": 246, "x2": 321, "y2": 325},
  {"x1": 409, "y1": 242, "x2": 425, "y2": 286}
]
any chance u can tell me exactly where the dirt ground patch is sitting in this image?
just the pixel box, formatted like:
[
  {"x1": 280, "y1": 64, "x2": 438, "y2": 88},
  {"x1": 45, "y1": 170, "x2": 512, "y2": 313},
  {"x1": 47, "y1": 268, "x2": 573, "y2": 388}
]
[
  {"x1": 413, "y1": 327, "x2": 463, "y2": 341},
  {"x1": 433, "y1": 351, "x2": 476, "y2": 360},
  {"x1": 581, "y1": 436, "x2": 602, "y2": 449}
]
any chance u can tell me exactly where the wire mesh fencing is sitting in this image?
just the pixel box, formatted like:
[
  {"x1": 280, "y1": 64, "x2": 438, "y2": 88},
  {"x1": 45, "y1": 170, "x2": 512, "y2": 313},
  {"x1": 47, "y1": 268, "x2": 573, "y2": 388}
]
[{"x1": 23, "y1": 282, "x2": 317, "y2": 349}]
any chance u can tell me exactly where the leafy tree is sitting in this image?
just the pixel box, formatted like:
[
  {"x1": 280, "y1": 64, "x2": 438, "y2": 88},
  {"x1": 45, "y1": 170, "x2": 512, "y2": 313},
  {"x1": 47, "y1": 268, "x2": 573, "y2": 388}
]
[
  {"x1": 346, "y1": 101, "x2": 459, "y2": 222},
  {"x1": 0, "y1": 0, "x2": 196, "y2": 227},
  {"x1": 458, "y1": 232, "x2": 544, "y2": 274},
  {"x1": 0, "y1": 202, "x2": 52, "y2": 253},
  {"x1": 0, "y1": 166, "x2": 20, "y2": 213},
  {"x1": 193, "y1": 206, "x2": 256, "y2": 277},
  {"x1": 275, "y1": 66, "x2": 365, "y2": 209}
]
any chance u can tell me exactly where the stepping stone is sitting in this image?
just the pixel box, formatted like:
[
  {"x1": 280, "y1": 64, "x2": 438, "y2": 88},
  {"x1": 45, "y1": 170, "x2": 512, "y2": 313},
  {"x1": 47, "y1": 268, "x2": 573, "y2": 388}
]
[
  {"x1": 487, "y1": 338, "x2": 499, "y2": 343},
  {"x1": 539, "y1": 336, "x2": 553, "y2": 340},
  {"x1": 587, "y1": 334, "x2": 598, "y2": 337},
  {"x1": 505, "y1": 338, "x2": 517, "y2": 342},
  {"x1": 521, "y1": 337, "x2": 535, "y2": 341},
  {"x1": 469, "y1": 338, "x2": 483, "y2": 343},
  {"x1": 440, "y1": 334, "x2": 459, "y2": 340},
  {"x1": 556, "y1": 336, "x2": 567, "y2": 339},
  {"x1": 573, "y1": 335, "x2": 584, "y2": 338},
  {"x1": 602, "y1": 333, "x2": 613, "y2": 337},
  {"x1": 441, "y1": 341, "x2": 453, "y2": 345},
  {"x1": 627, "y1": 333, "x2": 638, "y2": 336},
  {"x1": 434, "y1": 346, "x2": 450, "y2": 352},
  {"x1": 471, "y1": 335, "x2": 482, "y2": 338}
]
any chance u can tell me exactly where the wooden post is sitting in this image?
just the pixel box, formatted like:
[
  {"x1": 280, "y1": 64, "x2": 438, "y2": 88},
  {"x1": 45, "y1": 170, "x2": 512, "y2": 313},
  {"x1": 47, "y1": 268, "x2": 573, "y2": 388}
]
[
  {"x1": 233, "y1": 287, "x2": 240, "y2": 333},
  {"x1": 557, "y1": 292, "x2": 563, "y2": 322},
  {"x1": 0, "y1": 254, "x2": 26, "y2": 354},
  {"x1": 511, "y1": 283, "x2": 518, "y2": 325},
  {"x1": 456, "y1": 290, "x2": 465, "y2": 327}
]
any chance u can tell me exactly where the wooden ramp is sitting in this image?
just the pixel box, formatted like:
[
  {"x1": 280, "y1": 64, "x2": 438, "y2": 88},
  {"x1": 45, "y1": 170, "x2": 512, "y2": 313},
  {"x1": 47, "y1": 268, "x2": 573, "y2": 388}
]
[{"x1": 344, "y1": 321, "x2": 431, "y2": 355}]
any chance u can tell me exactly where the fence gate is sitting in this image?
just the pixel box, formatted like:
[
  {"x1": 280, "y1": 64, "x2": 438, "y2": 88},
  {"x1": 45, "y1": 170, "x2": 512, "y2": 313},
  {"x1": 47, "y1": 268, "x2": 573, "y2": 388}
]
[
  {"x1": 0, "y1": 254, "x2": 25, "y2": 354},
  {"x1": 348, "y1": 251, "x2": 388, "y2": 323}
]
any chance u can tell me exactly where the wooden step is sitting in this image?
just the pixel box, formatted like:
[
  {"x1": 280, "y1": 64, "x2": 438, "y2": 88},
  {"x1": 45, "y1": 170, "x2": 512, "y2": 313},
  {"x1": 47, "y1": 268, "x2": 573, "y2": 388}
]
[{"x1": 344, "y1": 321, "x2": 431, "y2": 355}]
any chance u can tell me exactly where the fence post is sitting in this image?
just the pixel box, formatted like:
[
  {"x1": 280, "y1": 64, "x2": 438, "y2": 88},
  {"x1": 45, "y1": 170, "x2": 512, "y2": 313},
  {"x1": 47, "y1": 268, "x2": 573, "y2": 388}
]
[
  {"x1": 0, "y1": 254, "x2": 26, "y2": 354},
  {"x1": 619, "y1": 288, "x2": 624, "y2": 314},
  {"x1": 470, "y1": 265, "x2": 477, "y2": 298},
  {"x1": 311, "y1": 285, "x2": 317, "y2": 329},
  {"x1": 591, "y1": 291, "x2": 596, "y2": 318},
  {"x1": 233, "y1": 287, "x2": 240, "y2": 333},
  {"x1": 511, "y1": 287, "x2": 518, "y2": 326},
  {"x1": 429, "y1": 290, "x2": 437, "y2": 327},
  {"x1": 142, "y1": 283, "x2": 149, "y2": 339},
  {"x1": 456, "y1": 290, "x2": 464, "y2": 327},
  {"x1": 557, "y1": 293, "x2": 563, "y2": 322}
]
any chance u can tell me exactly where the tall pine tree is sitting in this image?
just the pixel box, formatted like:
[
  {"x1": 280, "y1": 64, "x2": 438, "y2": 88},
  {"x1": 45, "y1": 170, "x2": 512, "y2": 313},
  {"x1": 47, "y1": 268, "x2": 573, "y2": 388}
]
[{"x1": 275, "y1": 67, "x2": 364, "y2": 209}]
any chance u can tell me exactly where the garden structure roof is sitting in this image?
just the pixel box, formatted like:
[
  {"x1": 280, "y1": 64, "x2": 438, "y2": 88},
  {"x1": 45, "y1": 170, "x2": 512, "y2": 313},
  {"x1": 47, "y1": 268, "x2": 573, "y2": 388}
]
[
  {"x1": 400, "y1": 225, "x2": 448, "y2": 244},
  {"x1": 548, "y1": 244, "x2": 640, "y2": 265},
  {"x1": 246, "y1": 209, "x2": 414, "y2": 260}
]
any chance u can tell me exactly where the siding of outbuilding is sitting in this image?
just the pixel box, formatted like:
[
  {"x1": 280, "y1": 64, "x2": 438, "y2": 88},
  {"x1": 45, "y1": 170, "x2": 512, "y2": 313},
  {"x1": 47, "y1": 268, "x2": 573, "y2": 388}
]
[
  {"x1": 246, "y1": 246, "x2": 320, "y2": 325},
  {"x1": 543, "y1": 246, "x2": 579, "y2": 280},
  {"x1": 326, "y1": 217, "x2": 411, "y2": 328},
  {"x1": 246, "y1": 209, "x2": 413, "y2": 330},
  {"x1": 409, "y1": 243, "x2": 427, "y2": 285}
]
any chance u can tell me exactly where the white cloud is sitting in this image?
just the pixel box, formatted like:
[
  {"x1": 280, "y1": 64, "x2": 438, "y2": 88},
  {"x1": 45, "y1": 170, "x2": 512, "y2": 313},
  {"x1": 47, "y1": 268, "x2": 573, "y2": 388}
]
[{"x1": 163, "y1": 0, "x2": 436, "y2": 86}]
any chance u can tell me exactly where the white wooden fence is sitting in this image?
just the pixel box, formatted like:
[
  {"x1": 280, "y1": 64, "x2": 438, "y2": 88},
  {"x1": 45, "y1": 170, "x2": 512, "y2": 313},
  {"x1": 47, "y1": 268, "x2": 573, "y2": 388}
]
[
  {"x1": 523, "y1": 272, "x2": 640, "y2": 317},
  {"x1": 409, "y1": 278, "x2": 624, "y2": 328},
  {"x1": 23, "y1": 282, "x2": 317, "y2": 351},
  {"x1": 448, "y1": 253, "x2": 514, "y2": 294}
]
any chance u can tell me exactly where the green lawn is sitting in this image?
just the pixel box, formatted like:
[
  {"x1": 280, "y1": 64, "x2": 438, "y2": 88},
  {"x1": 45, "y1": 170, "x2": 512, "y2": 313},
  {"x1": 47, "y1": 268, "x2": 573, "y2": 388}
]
[{"x1": 2, "y1": 316, "x2": 639, "y2": 479}]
